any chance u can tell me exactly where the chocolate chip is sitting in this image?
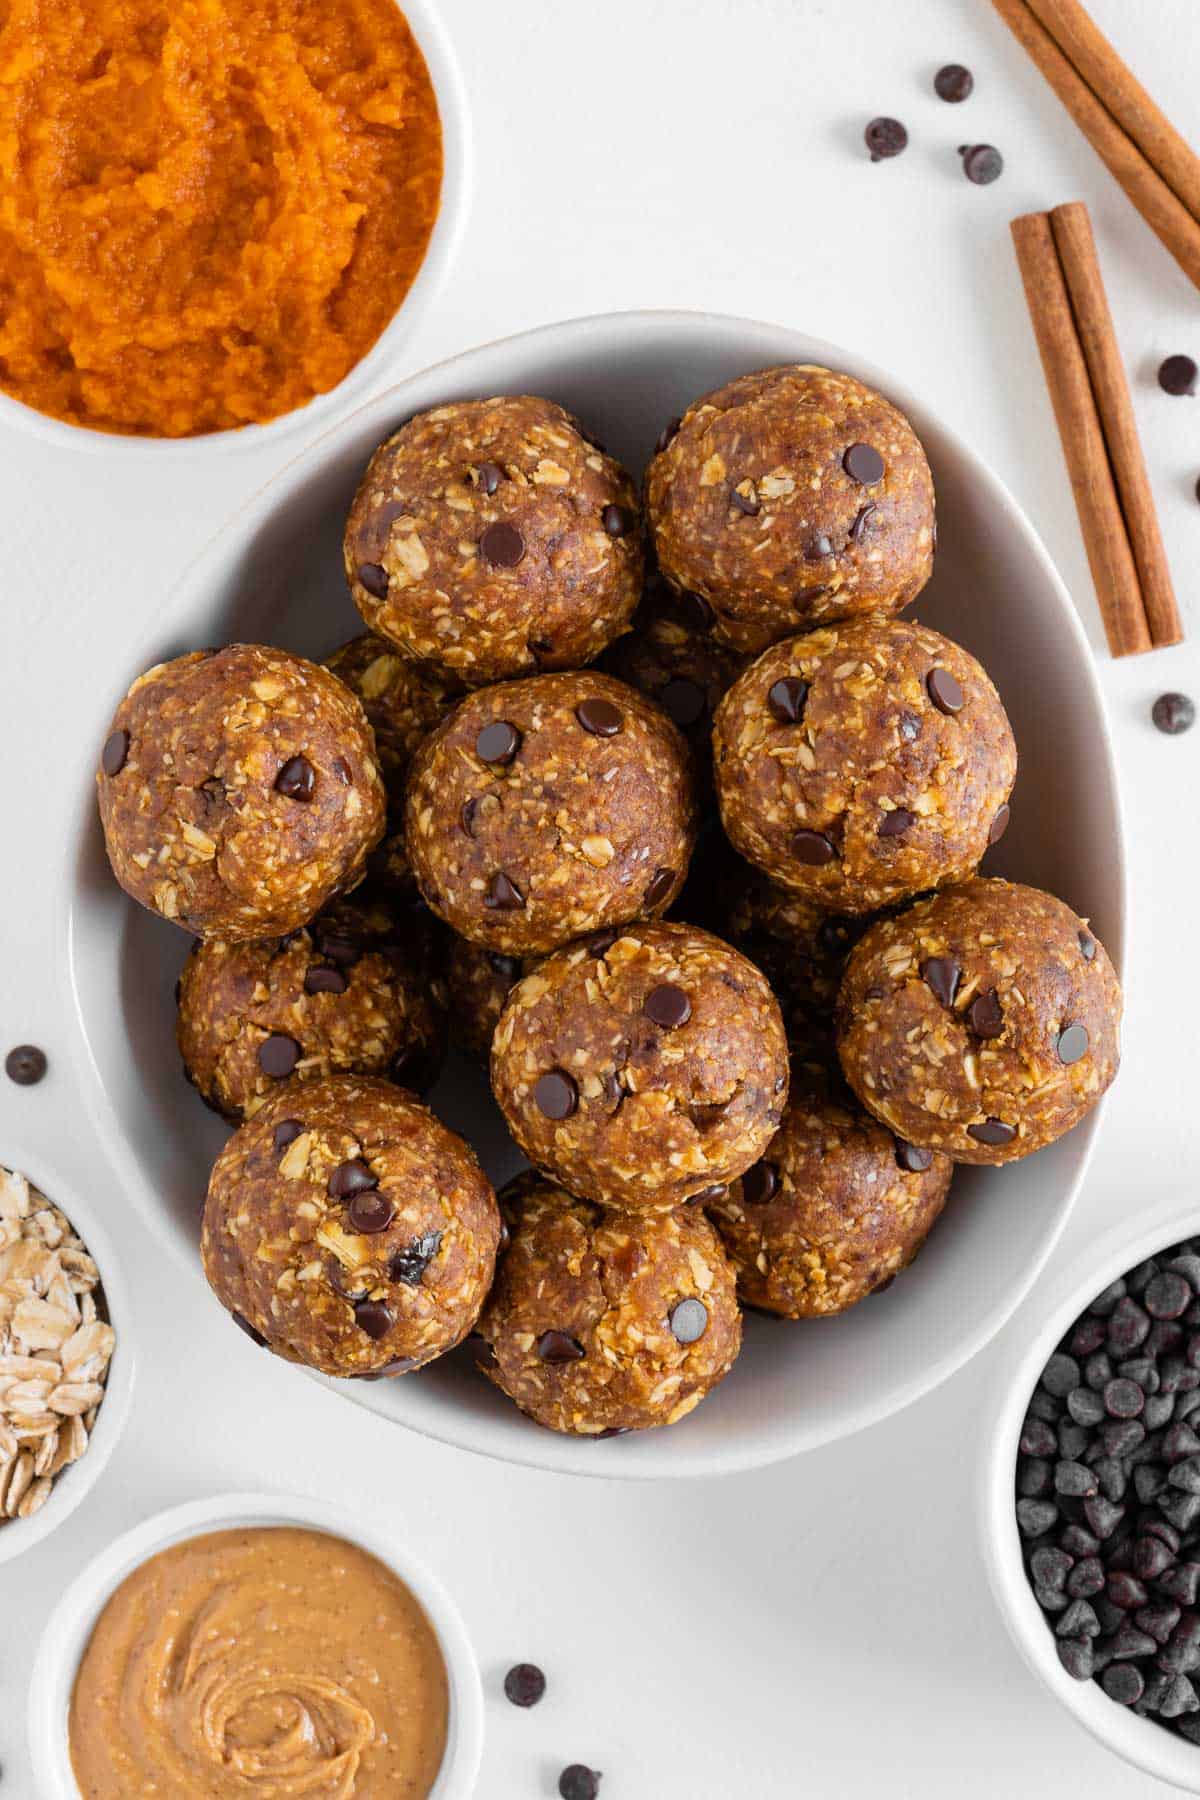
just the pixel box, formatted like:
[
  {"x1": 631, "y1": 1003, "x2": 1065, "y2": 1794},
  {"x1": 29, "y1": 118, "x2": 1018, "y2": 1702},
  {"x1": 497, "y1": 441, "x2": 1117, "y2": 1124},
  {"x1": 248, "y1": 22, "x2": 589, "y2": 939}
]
[
  {"x1": 473, "y1": 461, "x2": 503, "y2": 494},
  {"x1": 1058, "y1": 1023, "x2": 1090, "y2": 1065},
  {"x1": 559, "y1": 1768, "x2": 602, "y2": 1800},
  {"x1": 390, "y1": 1230, "x2": 443, "y2": 1284},
  {"x1": 927, "y1": 667, "x2": 965, "y2": 714},
  {"x1": 679, "y1": 590, "x2": 713, "y2": 631},
  {"x1": 275, "y1": 755, "x2": 315, "y2": 801},
  {"x1": 960, "y1": 143, "x2": 1003, "y2": 184},
  {"x1": 791, "y1": 828, "x2": 835, "y2": 866},
  {"x1": 601, "y1": 503, "x2": 635, "y2": 537},
  {"x1": 807, "y1": 535, "x2": 834, "y2": 559},
  {"x1": 644, "y1": 867, "x2": 676, "y2": 908},
  {"x1": 968, "y1": 1117, "x2": 1016, "y2": 1147},
  {"x1": 537, "y1": 1329, "x2": 585, "y2": 1363},
  {"x1": 655, "y1": 417, "x2": 682, "y2": 453},
  {"x1": 843, "y1": 442, "x2": 885, "y2": 485},
  {"x1": 921, "y1": 957, "x2": 960, "y2": 1008},
  {"x1": 587, "y1": 929, "x2": 618, "y2": 958},
  {"x1": 357, "y1": 562, "x2": 389, "y2": 599},
  {"x1": 272, "y1": 1118, "x2": 303, "y2": 1153},
  {"x1": 670, "y1": 1297, "x2": 709, "y2": 1344},
  {"x1": 1153, "y1": 692, "x2": 1195, "y2": 735},
  {"x1": 768, "y1": 676, "x2": 809, "y2": 724},
  {"x1": 601, "y1": 1071, "x2": 624, "y2": 1112},
  {"x1": 969, "y1": 989, "x2": 1004, "y2": 1039},
  {"x1": 328, "y1": 1158, "x2": 378, "y2": 1199},
  {"x1": 347, "y1": 1190, "x2": 396, "y2": 1234},
  {"x1": 5, "y1": 1045, "x2": 46, "y2": 1086},
  {"x1": 354, "y1": 1299, "x2": 394, "y2": 1340},
  {"x1": 896, "y1": 1139, "x2": 933, "y2": 1173},
  {"x1": 935, "y1": 62, "x2": 973, "y2": 101},
  {"x1": 575, "y1": 697, "x2": 624, "y2": 737},
  {"x1": 877, "y1": 808, "x2": 915, "y2": 838},
  {"x1": 644, "y1": 984, "x2": 691, "y2": 1030},
  {"x1": 660, "y1": 678, "x2": 706, "y2": 727},
  {"x1": 727, "y1": 478, "x2": 761, "y2": 518},
  {"x1": 488, "y1": 951, "x2": 523, "y2": 979},
  {"x1": 316, "y1": 931, "x2": 362, "y2": 968},
  {"x1": 689, "y1": 1184, "x2": 729, "y2": 1206},
  {"x1": 1159, "y1": 355, "x2": 1198, "y2": 397},
  {"x1": 504, "y1": 1664, "x2": 546, "y2": 1708},
  {"x1": 304, "y1": 965, "x2": 348, "y2": 996},
  {"x1": 258, "y1": 1033, "x2": 300, "y2": 1078},
  {"x1": 988, "y1": 803, "x2": 1011, "y2": 845},
  {"x1": 741, "y1": 1161, "x2": 778, "y2": 1205},
  {"x1": 232, "y1": 1311, "x2": 267, "y2": 1347},
  {"x1": 101, "y1": 729, "x2": 129, "y2": 776},
  {"x1": 461, "y1": 798, "x2": 480, "y2": 836},
  {"x1": 865, "y1": 116, "x2": 907, "y2": 161},
  {"x1": 849, "y1": 502, "x2": 877, "y2": 543},
  {"x1": 535, "y1": 1069, "x2": 578, "y2": 1119},
  {"x1": 476, "y1": 720, "x2": 521, "y2": 764},
  {"x1": 484, "y1": 871, "x2": 525, "y2": 911},
  {"x1": 480, "y1": 521, "x2": 525, "y2": 567},
  {"x1": 1078, "y1": 930, "x2": 1097, "y2": 961}
]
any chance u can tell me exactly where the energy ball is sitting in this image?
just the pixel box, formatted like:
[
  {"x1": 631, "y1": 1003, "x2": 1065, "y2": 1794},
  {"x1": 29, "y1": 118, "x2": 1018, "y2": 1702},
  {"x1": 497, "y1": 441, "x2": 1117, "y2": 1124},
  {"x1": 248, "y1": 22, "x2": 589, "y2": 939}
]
[
  {"x1": 713, "y1": 617, "x2": 1016, "y2": 913},
  {"x1": 201, "y1": 1075, "x2": 500, "y2": 1378},
  {"x1": 97, "y1": 645, "x2": 386, "y2": 940},
  {"x1": 720, "y1": 862, "x2": 869, "y2": 1051},
  {"x1": 491, "y1": 920, "x2": 789, "y2": 1210},
  {"x1": 323, "y1": 632, "x2": 458, "y2": 793},
  {"x1": 836, "y1": 879, "x2": 1122, "y2": 1165},
  {"x1": 645, "y1": 365, "x2": 935, "y2": 655},
  {"x1": 475, "y1": 1172, "x2": 741, "y2": 1434},
  {"x1": 405, "y1": 671, "x2": 698, "y2": 956},
  {"x1": 177, "y1": 892, "x2": 447, "y2": 1122},
  {"x1": 345, "y1": 396, "x2": 643, "y2": 685},
  {"x1": 443, "y1": 936, "x2": 527, "y2": 1060},
  {"x1": 706, "y1": 1058, "x2": 952, "y2": 1318}
]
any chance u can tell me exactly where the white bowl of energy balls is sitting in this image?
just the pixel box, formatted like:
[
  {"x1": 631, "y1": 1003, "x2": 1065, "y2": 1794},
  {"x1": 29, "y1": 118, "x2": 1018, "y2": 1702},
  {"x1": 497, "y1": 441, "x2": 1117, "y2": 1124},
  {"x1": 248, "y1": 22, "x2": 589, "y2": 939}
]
[{"x1": 62, "y1": 310, "x2": 1125, "y2": 1479}]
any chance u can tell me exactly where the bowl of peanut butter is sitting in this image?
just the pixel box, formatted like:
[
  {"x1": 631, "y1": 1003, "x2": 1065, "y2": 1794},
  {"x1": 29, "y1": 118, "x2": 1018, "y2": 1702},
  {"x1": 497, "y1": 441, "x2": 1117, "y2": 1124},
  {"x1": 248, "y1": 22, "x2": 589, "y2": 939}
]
[{"x1": 28, "y1": 1491, "x2": 483, "y2": 1799}]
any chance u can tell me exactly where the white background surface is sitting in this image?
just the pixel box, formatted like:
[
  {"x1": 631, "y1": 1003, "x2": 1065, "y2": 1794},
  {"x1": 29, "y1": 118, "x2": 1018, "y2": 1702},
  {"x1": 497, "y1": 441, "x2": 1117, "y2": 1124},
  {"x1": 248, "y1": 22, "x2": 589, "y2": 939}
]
[{"x1": 1, "y1": 0, "x2": 1198, "y2": 1792}]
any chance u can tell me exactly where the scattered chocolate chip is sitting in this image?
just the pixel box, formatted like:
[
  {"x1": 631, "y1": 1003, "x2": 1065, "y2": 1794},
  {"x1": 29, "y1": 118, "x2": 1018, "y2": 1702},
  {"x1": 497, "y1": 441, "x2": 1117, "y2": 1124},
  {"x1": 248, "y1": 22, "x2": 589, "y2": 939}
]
[
  {"x1": 476, "y1": 720, "x2": 522, "y2": 764},
  {"x1": 101, "y1": 729, "x2": 129, "y2": 776},
  {"x1": 587, "y1": 929, "x2": 619, "y2": 958},
  {"x1": 275, "y1": 755, "x2": 315, "y2": 801},
  {"x1": 258, "y1": 1033, "x2": 300, "y2": 1078},
  {"x1": 231, "y1": 1311, "x2": 267, "y2": 1347},
  {"x1": 877, "y1": 807, "x2": 915, "y2": 838},
  {"x1": 1153, "y1": 693, "x2": 1195, "y2": 735},
  {"x1": 1058, "y1": 1023, "x2": 1090, "y2": 1065},
  {"x1": 538, "y1": 1329, "x2": 585, "y2": 1364},
  {"x1": 272, "y1": 1119, "x2": 304, "y2": 1154},
  {"x1": 473, "y1": 461, "x2": 503, "y2": 494},
  {"x1": 535, "y1": 1069, "x2": 578, "y2": 1120},
  {"x1": 480, "y1": 521, "x2": 525, "y2": 568},
  {"x1": 791, "y1": 828, "x2": 835, "y2": 866},
  {"x1": 391, "y1": 1230, "x2": 443, "y2": 1284},
  {"x1": 969, "y1": 989, "x2": 1004, "y2": 1039},
  {"x1": 968, "y1": 1117, "x2": 1016, "y2": 1147},
  {"x1": 865, "y1": 116, "x2": 907, "y2": 161},
  {"x1": 741, "y1": 1161, "x2": 778, "y2": 1205},
  {"x1": 655, "y1": 417, "x2": 682, "y2": 454},
  {"x1": 1078, "y1": 930, "x2": 1096, "y2": 961},
  {"x1": 1159, "y1": 355, "x2": 1198, "y2": 397},
  {"x1": 357, "y1": 561, "x2": 389, "y2": 598},
  {"x1": 304, "y1": 965, "x2": 348, "y2": 996},
  {"x1": 679, "y1": 590, "x2": 714, "y2": 631},
  {"x1": 989, "y1": 803, "x2": 1011, "y2": 845},
  {"x1": 960, "y1": 143, "x2": 1004, "y2": 184},
  {"x1": 5, "y1": 1045, "x2": 46, "y2": 1086},
  {"x1": 644, "y1": 867, "x2": 676, "y2": 908},
  {"x1": 921, "y1": 957, "x2": 960, "y2": 1008},
  {"x1": 896, "y1": 1140, "x2": 933, "y2": 1174},
  {"x1": 601, "y1": 503, "x2": 635, "y2": 537},
  {"x1": 843, "y1": 442, "x2": 885, "y2": 485},
  {"x1": 484, "y1": 872, "x2": 525, "y2": 911},
  {"x1": 935, "y1": 62, "x2": 973, "y2": 101},
  {"x1": 768, "y1": 676, "x2": 809, "y2": 724},
  {"x1": 488, "y1": 952, "x2": 523, "y2": 979},
  {"x1": 576, "y1": 697, "x2": 624, "y2": 737},
  {"x1": 347, "y1": 1190, "x2": 396, "y2": 1235},
  {"x1": 644, "y1": 983, "x2": 691, "y2": 1030},
  {"x1": 670, "y1": 1297, "x2": 709, "y2": 1344},
  {"x1": 328, "y1": 1158, "x2": 378, "y2": 1199},
  {"x1": 660, "y1": 678, "x2": 707, "y2": 727},
  {"x1": 504, "y1": 1663, "x2": 546, "y2": 1708},
  {"x1": 849, "y1": 502, "x2": 877, "y2": 543},
  {"x1": 354, "y1": 1299, "x2": 394, "y2": 1340},
  {"x1": 927, "y1": 667, "x2": 965, "y2": 714}
]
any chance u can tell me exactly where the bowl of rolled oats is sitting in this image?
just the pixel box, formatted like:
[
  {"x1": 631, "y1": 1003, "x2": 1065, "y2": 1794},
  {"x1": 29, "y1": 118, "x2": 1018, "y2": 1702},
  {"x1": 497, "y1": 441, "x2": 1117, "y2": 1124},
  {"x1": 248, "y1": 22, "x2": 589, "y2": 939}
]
[{"x1": 0, "y1": 1149, "x2": 132, "y2": 1563}]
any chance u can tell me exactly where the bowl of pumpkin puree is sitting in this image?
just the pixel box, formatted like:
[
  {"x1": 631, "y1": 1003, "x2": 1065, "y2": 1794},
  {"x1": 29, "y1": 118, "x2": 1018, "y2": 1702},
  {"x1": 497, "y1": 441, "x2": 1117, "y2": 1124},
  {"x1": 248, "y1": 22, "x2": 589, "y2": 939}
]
[
  {"x1": 29, "y1": 1492, "x2": 485, "y2": 1798},
  {"x1": 0, "y1": 0, "x2": 469, "y2": 449}
]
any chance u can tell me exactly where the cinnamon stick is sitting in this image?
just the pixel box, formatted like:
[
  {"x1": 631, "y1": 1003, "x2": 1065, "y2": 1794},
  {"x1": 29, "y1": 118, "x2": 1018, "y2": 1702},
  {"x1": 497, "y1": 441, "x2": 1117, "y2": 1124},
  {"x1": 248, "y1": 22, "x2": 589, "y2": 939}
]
[
  {"x1": 1010, "y1": 210, "x2": 1151, "y2": 657},
  {"x1": 1048, "y1": 202, "x2": 1182, "y2": 649},
  {"x1": 993, "y1": 0, "x2": 1200, "y2": 293}
]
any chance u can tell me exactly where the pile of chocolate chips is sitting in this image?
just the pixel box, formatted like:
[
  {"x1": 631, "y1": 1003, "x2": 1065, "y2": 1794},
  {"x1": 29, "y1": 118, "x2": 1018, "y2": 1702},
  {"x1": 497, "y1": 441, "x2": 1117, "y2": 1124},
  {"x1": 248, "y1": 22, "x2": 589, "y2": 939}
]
[{"x1": 1017, "y1": 1237, "x2": 1200, "y2": 1736}]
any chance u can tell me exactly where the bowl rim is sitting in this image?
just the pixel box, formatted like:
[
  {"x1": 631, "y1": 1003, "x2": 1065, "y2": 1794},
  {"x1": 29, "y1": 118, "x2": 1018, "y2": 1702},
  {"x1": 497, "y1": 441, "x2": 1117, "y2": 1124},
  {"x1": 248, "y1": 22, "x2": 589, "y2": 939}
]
[
  {"x1": 0, "y1": 0, "x2": 472, "y2": 459},
  {"x1": 58, "y1": 307, "x2": 1129, "y2": 1478},
  {"x1": 979, "y1": 1199, "x2": 1200, "y2": 1792},
  {"x1": 0, "y1": 1139, "x2": 136, "y2": 1567},
  {"x1": 26, "y1": 1489, "x2": 485, "y2": 1799}
]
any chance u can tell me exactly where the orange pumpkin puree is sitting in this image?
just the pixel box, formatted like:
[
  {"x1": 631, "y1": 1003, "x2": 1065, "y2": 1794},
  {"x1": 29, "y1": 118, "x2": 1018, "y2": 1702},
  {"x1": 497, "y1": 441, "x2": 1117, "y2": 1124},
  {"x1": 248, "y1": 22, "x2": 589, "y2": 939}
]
[{"x1": 0, "y1": 0, "x2": 442, "y2": 436}]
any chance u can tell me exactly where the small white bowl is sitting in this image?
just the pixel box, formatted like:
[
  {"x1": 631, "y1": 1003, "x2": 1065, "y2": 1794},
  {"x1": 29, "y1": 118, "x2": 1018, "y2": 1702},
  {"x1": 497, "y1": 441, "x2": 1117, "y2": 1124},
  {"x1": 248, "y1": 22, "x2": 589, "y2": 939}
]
[
  {"x1": 0, "y1": 0, "x2": 470, "y2": 460},
  {"x1": 981, "y1": 1201, "x2": 1200, "y2": 1792},
  {"x1": 27, "y1": 1490, "x2": 484, "y2": 1799},
  {"x1": 0, "y1": 1143, "x2": 134, "y2": 1568}
]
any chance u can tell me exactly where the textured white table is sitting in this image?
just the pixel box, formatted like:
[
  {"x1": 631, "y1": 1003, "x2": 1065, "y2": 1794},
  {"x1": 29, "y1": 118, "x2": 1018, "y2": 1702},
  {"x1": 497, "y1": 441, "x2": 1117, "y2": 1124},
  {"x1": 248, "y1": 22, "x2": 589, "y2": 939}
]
[{"x1": 1, "y1": 0, "x2": 1198, "y2": 1792}]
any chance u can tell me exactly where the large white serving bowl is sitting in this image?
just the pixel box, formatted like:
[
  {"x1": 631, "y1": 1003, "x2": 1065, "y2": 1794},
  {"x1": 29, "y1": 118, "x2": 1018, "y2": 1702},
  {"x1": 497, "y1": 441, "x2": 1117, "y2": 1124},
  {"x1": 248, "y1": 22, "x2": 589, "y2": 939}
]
[{"x1": 61, "y1": 310, "x2": 1126, "y2": 1479}]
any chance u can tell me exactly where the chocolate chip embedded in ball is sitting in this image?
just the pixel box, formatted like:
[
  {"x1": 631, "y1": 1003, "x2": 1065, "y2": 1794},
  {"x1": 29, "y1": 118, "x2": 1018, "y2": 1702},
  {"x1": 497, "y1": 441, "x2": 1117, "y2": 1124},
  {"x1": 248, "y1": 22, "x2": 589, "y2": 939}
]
[
  {"x1": 357, "y1": 562, "x2": 389, "y2": 599},
  {"x1": 601, "y1": 504, "x2": 635, "y2": 538},
  {"x1": 927, "y1": 667, "x2": 965, "y2": 714},
  {"x1": 643, "y1": 983, "x2": 691, "y2": 1030},
  {"x1": 328, "y1": 1158, "x2": 378, "y2": 1199},
  {"x1": 473, "y1": 461, "x2": 503, "y2": 494},
  {"x1": 346, "y1": 1190, "x2": 396, "y2": 1235},
  {"x1": 476, "y1": 721, "x2": 522, "y2": 765},
  {"x1": 864, "y1": 116, "x2": 907, "y2": 161},
  {"x1": 480, "y1": 521, "x2": 525, "y2": 568},
  {"x1": 232, "y1": 1311, "x2": 268, "y2": 1347},
  {"x1": 354, "y1": 1299, "x2": 395, "y2": 1340},
  {"x1": 535, "y1": 1069, "x2": 578, "y2": 1120},
  {"x1": 484, "y1": 872, "x2": 525, "y2": 911},
  {"x1": 768, "y1": 677, "x2": 808, "y2": 724},
  {"x1": 390, "y1": 1230, "x2": 443, "y2": 1284},
  {"x1": 969, "y1": 990, "x2": 1004, "y2": 1039},
  {"x1": 670, "y1": 1297, "x2": 709, "y2": 1344},
  {"x1": 101, "y1": 729, "x2": 129, "y2": 776},
  {"x1": 792, "y1": 829, "x2": 835, "y2": 866},
  {"x1": 731, "y1": 480, "x2": 760, "y2": 516},
  {"x1": 575, "y1": 697, "x2": 624, "y2": 737},
  {"x1": 644, "y1": 867, "x2": 676, "y2": 909},
  {"x1": 538, "y1": 1329, "x2": 585, "y2": 1363},
  {"x1": 968, "y1": 1117, "x2": 1016, "y2": 1147},
  {"x1": 304, "y1": 966, "x2": 348, "y2": 996},
  {"x1": 896, "y1": 1139, "x2": 933, "y2": 1173},
  {"x1": 843, "y1": 442, "x2": 885, "y2": 485},
  {"x1": 275, "y1": 755, "x2": 315, "y2": 801},
  {"x1": 1057, "y1": 1023, "x2": 1089, "y2": 1065},
  {"x1": 989, "y1": 804, "x2": 1011, "y2": 845},
  {"x1": 922, "y1": 957, "x2": 960, "y2": 1008},
  {"x1": 741, "y1": 1161, "x2": 778, "y2": 1205},
  {"x1": 258, "y1": 1033, "x2": 300, "y2": 1078},
  {"x1": 272, "y1": 1118, "x2": 303, "y2": 1153},
  {"x1": 877, "y1": 807, "x2": 915, "y2": 838}
]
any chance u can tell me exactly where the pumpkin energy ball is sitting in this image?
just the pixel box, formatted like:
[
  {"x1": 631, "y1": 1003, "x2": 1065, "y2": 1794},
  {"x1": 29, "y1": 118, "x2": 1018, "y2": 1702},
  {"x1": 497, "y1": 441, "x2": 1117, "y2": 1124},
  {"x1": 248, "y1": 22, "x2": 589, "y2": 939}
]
[
  {"x1": 836, "y1": 879, "x2": 1122, "y2": 1165},
  {"x1": 491, "y1": 920, "x2": 789, "y2": 1210},
  {"x1": 405, "y1": 671, "x2": 697, "y2": 956},
  {"x1": 706, "y1": 1059, "x2": 953, "y2": 1318},
  {"x1": 324, "y1": 633, "x2": 458, "y2": 793},
  {"x1": 201, "y1": 1075, "x2": 500, "y2": 1378},
  {"x1": 345, "y1": 396, "x2": 643, "y2": 684},
  {"x1": 713, "y1": 617, "x2": 1016, "y2": 914},
  {"x1": 177, "y1": 891, "x2": 446, "y2": 1122},
  {"x1": 476, "y1": 1173, "x2": 741, "y2": 1435},
  {"x1": 97, "y1": 645, "x2": 386, "y2": 939},
  {"x1": 645, "y1": 365, "x2": 935, "y2": 655},
  {"x1": 443, "y1": 936, "x2": 528, "y2": 1060}
]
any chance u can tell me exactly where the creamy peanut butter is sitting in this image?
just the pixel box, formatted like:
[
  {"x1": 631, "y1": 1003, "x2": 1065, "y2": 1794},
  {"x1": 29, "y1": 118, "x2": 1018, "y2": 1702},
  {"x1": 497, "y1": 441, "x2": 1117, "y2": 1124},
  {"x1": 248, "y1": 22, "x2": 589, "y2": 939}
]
[{"x1": 69, "y1": 1526, "x2": 449, "y2": 1798}]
